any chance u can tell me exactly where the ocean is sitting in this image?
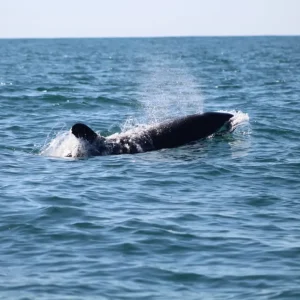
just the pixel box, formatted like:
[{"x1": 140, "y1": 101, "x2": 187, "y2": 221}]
[{"x1": 0, "y1": 36, "x2": 300, "y2": 299}]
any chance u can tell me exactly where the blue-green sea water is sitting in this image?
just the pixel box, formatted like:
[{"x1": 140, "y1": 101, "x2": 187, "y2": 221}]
[{"x1": 0, "y1": 37, "x2": 300, "y2": 299}]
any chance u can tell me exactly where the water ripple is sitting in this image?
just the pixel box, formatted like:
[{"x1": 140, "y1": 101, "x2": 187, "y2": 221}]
[{"x1": 1, "y1": 36, "x2": 300, "y2": 299}]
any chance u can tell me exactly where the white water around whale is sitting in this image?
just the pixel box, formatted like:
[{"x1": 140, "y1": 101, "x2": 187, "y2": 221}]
[{"x1": 40, "y1": 131, "x2": 80, "y2": 158}]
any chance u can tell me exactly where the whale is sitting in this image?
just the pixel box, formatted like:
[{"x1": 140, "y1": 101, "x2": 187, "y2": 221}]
[{"x1": 69, "y1": 112, "x2": 234, "y2": 157}]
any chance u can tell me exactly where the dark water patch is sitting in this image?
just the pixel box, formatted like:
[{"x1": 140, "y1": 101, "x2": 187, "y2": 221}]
[{"x1": 36, "y1": 86, "x2": 77, "y2": 92}]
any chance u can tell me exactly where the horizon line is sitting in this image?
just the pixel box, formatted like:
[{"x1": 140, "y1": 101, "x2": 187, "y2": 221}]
[{"x1": 0, "y1": 34, "x2": 299, "y2": 40}]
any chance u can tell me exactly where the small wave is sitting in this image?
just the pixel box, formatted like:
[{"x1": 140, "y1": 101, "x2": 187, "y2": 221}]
[
  {"x1": 41, "y1": 94, "x2": 68, "y2": 102},
  {"x1": 0, "y1": 82, "x2": 13, "y2": 86}
]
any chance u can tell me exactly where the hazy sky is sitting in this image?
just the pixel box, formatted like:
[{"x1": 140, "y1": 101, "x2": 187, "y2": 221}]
[{"x1": 1, "y1": 0, "x2": 299, "y2": 38}]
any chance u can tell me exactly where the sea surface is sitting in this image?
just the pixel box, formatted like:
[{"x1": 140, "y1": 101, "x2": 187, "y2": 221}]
[{"x1": 0, "y1": 36, "x2": 300, "y2": 299}]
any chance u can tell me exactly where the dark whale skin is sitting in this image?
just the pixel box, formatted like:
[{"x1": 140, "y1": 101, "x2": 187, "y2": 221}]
[{"x1": 71, "y1": 112, "x2": 234, "y2": 156}]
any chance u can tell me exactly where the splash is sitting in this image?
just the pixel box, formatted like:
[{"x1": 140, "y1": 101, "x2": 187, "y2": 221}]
[
  {"x1": 226, "y1": 111, "x2": 251, "y2": 159},
  {"x1": 120, "y1": 68, "x2": 205, "y2": 131},
  {"x1": 227, "y1": 110, "x2": 250, "y2": 132},
  {"x1": 212, "y1": 110, "x2": 250, "y2": 136},
  {"x1": 137, "y1": 60, "x2": 204, "y2": 124},
  {"x1": 40, "y1": 131, "x2": 82, "y2": 158}
]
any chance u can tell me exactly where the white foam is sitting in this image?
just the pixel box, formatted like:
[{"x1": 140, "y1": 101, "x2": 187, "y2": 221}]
[
  {"x1": 216, "y1": 110, "x2": 250, "y2": 131},
  {"x1": 228, "y1": 110, "x2": 250, "y2": 129},
  {"x1": 40, "y1": 131, "x2": 82, "y2": 158}
]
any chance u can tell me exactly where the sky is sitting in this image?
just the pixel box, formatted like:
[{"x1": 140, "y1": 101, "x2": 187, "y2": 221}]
[{"x1": 0, "y1": 0, "x2": 299, "y2": 38}]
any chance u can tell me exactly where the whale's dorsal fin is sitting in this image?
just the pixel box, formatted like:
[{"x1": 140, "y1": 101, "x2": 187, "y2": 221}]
[{"x1": 71, "y1": 123, "x2": 98, "y2": 144}]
